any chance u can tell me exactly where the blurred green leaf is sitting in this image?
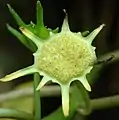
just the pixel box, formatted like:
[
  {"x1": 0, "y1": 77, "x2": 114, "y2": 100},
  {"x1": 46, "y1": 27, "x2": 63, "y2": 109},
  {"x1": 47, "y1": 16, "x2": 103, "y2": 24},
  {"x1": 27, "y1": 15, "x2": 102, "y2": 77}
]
[
  {"x1": 0, "y1": 108, "x2": 33, "y2": 120},
  {"x1": 0, "y1": 82, "x2": 33, "y2": 120},
  {"x1": 2, "y1": 97, "x2": 33, "y2": 114}
]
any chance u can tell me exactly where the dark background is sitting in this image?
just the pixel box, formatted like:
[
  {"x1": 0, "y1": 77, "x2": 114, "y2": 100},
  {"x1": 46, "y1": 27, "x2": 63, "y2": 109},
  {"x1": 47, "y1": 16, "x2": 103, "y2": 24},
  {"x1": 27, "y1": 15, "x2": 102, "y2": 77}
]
[{"x1": 0, "y1": 0, "x2": 119, "y2": 120}]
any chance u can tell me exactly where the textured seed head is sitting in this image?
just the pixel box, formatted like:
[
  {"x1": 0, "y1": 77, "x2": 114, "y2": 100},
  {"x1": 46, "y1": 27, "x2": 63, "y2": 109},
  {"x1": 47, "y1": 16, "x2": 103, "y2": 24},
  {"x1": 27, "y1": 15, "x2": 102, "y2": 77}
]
[{"x1": 35, "y1": 31, "x2": 96, "y2": 84}]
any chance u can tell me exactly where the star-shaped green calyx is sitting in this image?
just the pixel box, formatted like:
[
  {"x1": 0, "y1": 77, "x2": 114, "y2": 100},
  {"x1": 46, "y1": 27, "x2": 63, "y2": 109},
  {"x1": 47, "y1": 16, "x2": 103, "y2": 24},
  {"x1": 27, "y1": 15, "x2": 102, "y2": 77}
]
[{"x1": 0, "y1": 1, "x2": 105, "y2": 117}]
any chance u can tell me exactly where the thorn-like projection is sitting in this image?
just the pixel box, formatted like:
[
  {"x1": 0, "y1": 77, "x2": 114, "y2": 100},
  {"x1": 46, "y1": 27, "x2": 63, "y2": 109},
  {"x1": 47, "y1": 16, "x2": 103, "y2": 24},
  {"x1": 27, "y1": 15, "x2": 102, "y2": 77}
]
[
  {"x1": 61, "y1": 9, "x2": 70, "y2": 32},
  {"x1": 0, "y1": 66, "x2": 37, "y2": 82},
  {"x1": 78, "y1": 77, "x2": 91, "y2": 91},
  {"x1": 36, "y1": 76, "x2": 50, "y2": 90},
  {"x1": 85, "y1": 24, "x2": 105, "y2": 44},
  {"x1": 61, "y1": 84, "x2": 70, "y2": 116}
]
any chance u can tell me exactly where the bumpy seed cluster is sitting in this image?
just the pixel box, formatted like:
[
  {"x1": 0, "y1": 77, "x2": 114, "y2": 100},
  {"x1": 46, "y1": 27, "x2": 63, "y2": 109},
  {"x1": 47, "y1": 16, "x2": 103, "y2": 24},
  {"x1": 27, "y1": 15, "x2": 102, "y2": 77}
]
[{"x1": 36, "y1": 32, "x2": 95, "y2": 83}]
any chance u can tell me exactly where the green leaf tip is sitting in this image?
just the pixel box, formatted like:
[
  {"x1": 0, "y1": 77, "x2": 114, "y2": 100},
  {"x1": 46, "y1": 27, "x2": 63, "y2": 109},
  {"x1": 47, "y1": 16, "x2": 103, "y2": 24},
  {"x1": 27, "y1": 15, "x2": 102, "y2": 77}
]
[
  {"x1": 36, "y1": 0, "x2": 43, "y2": 27},
  {"x1": 36, "y1": 0, "x2": 50, "y2": 39},
  {"x1": 7, "y1": 24, "x2": 36, "y2": 52},
  {"x1": 7, "y1": 4, "x2": 25, "y2": 26}
]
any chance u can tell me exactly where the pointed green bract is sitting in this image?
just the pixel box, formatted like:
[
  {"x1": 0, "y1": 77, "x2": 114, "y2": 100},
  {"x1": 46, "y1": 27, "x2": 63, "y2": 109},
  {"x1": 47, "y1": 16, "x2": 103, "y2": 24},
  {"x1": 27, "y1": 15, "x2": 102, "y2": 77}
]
[
  {"x1": 61, "y1": 18, "x2": 70, "y2": 31},
  {"x1": 7, "y1": 1, "x2": 57, "y2": 43},
  {"x1": 0, "y1": 66, "x2": 37, "y2": 82},
  {"x1": 85, "y1": 24, "x2": 105, "y2": 44},
  {"x1": 36, "y1": 76, "x2": 50, "y2": 90},
  {"x1": 7, "y1": 24, "x2": 36, "y2": 52},
  {"x1": 7, "y1": 4, "x2": 38, "y2": 52},
  {"x1": 60, "y1": 84, "x2": 70, "y2": 116},
  {"x1": 7, "y1": 4, "x2": 25, "y2": 26},
  {"x1": 36, "y1": 1, "x2": 50, "y2": 39},
  {"x1": 36, "y1": 1, "x2": 44, "y2": 29}
]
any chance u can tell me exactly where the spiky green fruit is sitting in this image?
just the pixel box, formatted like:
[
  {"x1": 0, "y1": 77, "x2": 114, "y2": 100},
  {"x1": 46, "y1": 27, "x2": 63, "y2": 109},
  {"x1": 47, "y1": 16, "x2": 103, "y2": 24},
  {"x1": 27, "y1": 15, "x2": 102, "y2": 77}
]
[
  {"x1": 0, "y1": 0, "x2": 106, "y2": 117},
  {"x1": 0, "y1": 14, "x2": 105, "y2": 116}
]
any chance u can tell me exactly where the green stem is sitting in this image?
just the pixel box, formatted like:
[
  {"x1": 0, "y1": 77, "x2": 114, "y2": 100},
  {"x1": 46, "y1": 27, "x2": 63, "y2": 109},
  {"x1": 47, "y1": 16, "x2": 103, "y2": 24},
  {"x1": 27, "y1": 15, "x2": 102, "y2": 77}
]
[
  {"x1": 0, "y1": 108, "x2": 33, "y2": 120},
  {"x1": 34, "y1": 73, "x2": 41, "y2": 120},
  {"x1": 91, "y1": 95, "x2": 119, "y2": 110},
  {"x1": 77, "y1": 95, "x2": 119, "y2": 115}
]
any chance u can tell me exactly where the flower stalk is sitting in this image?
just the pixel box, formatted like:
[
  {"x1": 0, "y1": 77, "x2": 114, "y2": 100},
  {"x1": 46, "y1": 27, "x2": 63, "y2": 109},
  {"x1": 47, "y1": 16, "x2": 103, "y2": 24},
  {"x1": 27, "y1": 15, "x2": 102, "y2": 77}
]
[{"x1": 34, "y1": 73, "x2": 41, "y2": 120}]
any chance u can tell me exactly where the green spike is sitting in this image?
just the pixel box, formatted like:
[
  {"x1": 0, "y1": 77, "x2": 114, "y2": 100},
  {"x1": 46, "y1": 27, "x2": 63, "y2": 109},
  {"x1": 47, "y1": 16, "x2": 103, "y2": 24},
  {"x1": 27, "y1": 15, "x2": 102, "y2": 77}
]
[
  {"x1": 85, "y1": 24, "x2": 105, "y2": 44},
  {"x1": 78, "y1": 76, "x2": 91, "y2": 91},
  {"x1": 61, "y1": 17, "x2": 70, "y2": 32},
  {"x1": 61, "y1": 10, "x2": 70, "y2": 32},
  {"x1": 0, "y1": 66, "x2": 36, "y2": 82},
  {"x1": 7, "y1": 4, "x2": 25, "y2": 26},
  {"x1": 36, "y1": 76, "x2": 50, "y2": 90},
  {"x1": 36, "y1": 1, "x2": 50, "y2": 39},
  {"x1": 7, "y1": 24, "x2": 36, "y2": 52},
  {"x1": 61, "y1": 84, "x2": 70, "y2": 116},
  {"x1": 36, "y1": 0, "x2": 44, "y2": 29}
]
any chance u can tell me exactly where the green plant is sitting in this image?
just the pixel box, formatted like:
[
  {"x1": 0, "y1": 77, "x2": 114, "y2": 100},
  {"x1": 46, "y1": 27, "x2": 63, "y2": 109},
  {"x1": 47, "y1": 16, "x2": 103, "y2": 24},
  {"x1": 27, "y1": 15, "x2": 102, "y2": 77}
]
[{"x1": 0, "y1": 1, "x2": 119, "y2": 120}]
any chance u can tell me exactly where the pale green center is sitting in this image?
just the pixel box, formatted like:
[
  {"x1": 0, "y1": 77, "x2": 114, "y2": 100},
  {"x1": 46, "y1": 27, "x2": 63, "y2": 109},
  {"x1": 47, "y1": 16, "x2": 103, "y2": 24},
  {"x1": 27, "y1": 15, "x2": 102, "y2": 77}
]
[{"x1": 36, "y1": 31, "x2": 95, "y2": 83}]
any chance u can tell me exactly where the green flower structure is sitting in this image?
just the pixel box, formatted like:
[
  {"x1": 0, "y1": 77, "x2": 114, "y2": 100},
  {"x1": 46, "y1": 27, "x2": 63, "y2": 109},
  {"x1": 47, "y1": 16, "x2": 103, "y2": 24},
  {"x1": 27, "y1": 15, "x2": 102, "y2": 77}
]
[{"x1": 0, "y1": 1, "x2": 105, "y2": 116}]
